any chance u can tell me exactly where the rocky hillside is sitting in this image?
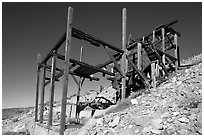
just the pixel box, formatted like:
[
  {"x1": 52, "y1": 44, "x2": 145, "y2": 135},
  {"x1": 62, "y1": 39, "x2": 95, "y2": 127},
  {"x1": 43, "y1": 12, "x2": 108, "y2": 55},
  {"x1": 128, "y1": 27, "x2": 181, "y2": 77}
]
[
  {"x1": 2, "y1": 54, "x2": 202, "y2": 135},
  {"x1": 81, "y1": 54, "x2": 202, "y2": 135}
]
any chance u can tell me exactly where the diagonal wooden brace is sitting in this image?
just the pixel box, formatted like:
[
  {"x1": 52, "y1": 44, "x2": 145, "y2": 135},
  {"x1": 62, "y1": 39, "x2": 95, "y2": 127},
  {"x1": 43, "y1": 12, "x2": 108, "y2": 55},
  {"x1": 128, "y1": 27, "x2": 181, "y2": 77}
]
[
  {"x1": 126, "y1": 56, "x2": 150, "y2": 87},
  {"x1": 103, "y1": 45, "x2": 124, "y2": 77}
]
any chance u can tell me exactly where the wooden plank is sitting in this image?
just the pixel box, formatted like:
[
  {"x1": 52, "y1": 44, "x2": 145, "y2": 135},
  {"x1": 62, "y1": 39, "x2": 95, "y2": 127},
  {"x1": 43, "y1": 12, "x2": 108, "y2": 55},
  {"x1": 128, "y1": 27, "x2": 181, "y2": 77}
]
[
  {"x1": 121, "y1": 8, "x2": 127, "y2": 100},
  {"x1": 54, "y1": 53, "x2": 115, "y2": 76},
  {"x1": 39, "y1": 66, "x2": 46, "y2": 123},
  {"x1": 47, "y1": 55, "x2": 56, "y2": 127},
  {"x1": 137, "y1": 43, "x2": 142, "y2": 70},
  {"x1": 162, "y1": 28, "x2": 166, "y2": 65},
  {"x1": 60, "y1": 7, "x2": 73, "y2": 135},
  {"x1": 151, "y1": 62, "x2": 156, "y2": 88},
  {"x1": 35, "y1": 54, "x2": 41, "y2": 122}
]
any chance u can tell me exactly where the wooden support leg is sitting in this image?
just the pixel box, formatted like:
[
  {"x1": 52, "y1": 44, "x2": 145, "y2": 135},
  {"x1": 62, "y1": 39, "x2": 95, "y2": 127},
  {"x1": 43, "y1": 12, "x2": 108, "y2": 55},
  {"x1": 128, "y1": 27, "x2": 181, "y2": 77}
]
[
  {"x1": 35, "y1": 54, "x2": 41, "y2": 122},
  {"x1": 39, "y1": 66, "x2": 46, "y2": 123},
  {"x1": 60, "y1": 7, "x2": 73, "y2": 135},
  {"x1": 155, "y1": 60, "x2": 159, "y2": 77},
  {"x1": 69, "y1": 105, "x2": 72, "y2": 118},
  {"x1": 137, "y1": 43, "x2": 142, "y2": 70},
  {"x1": 162, "y1": 28, "x2": 166, "y2": 65},
  {"x1": 121, "y1": 8, "x2": 127, "y2": 100},
  {"x1": 151, "y1": 62, "x2": 156, "y2": 89},
  {"x1": 76, "y1": 78, "x2": 81, "y2": 123},
  {"x1": 174, "y1": 34, "x2": 180, "y2": 72},
  {"x1": 47, "y1": 55, "x2": 56, "y2": 127},
  {"x1": 152, "y1": 30, "x2": 155, "y2": 43}
]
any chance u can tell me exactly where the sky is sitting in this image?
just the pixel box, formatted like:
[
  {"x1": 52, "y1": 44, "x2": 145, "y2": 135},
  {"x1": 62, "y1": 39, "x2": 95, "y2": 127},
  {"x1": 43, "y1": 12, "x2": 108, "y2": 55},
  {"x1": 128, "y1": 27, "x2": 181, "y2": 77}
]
[{"x1": 2, "y1": 2, "x2": 202, "y2": 109}]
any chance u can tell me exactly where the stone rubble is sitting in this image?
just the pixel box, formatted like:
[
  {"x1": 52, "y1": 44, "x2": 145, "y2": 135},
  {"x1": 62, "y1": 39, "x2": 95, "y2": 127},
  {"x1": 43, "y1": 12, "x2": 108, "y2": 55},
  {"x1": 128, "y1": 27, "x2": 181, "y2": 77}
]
[{"x1": 83, "y1": 54, "x2": 202, "y2": 135}]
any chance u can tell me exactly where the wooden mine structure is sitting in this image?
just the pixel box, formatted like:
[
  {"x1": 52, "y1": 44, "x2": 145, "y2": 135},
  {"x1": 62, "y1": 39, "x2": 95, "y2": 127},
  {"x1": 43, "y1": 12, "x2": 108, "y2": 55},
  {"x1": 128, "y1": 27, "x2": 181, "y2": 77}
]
[{"x1": 34, "y1": 7, "x2": 180, "y2": 134}]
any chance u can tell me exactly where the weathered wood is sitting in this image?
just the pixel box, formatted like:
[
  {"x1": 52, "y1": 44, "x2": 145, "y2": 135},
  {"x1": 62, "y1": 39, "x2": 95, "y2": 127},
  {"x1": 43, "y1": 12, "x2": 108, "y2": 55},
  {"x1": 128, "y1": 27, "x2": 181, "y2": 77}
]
[
  {"x1": 39, "y1": 66, "x2": 46, "y2": 123},
  {"x1": 174, "y1": 34, "x2": 179, "y2": 72},
  {"x1": 151, "y1": 62, "x2": 156, "y2": 88},
  {"x1": 121, "y1": 8, "x2": 127, "y2": 100},
  {"x1": 60, "y1": 7, "x2": 73, "y2": 135},
  {"x1": 155, "y1": 60, "x2": 159, "y2": 77},
  {"x1": 103, "y1": 46, "x2": 123, "y2": 76},
  {"x1": 126, "y1": 56, "x2": 150, "y2": 86},
  {"x1": 80, "y1": 46, "x2": 83, "y2": 62},
  {"x1": 69, "y1": 105, "x2": 72, "y2": 117},
  {"x1": 54, "y1": 53, "x2": 115, "y2": 76},
  {"x1": 76, "y1": 46, "x2": 83, "y2": 122},
  {"x1": 47, "y1": 55, "x2": 56, "y2": 127},
  {"x1": 137, "y1": 43, "x2": 142, "y2": 70},
  {"x1": 162, "y1": 28, "x2": 166, "y2": 65},
  {"x1": 152, "y1": 30, "x2": 155, "y2": 43},
  {"x1": 35, "y1": 54, "x2": 41, "y2": 122},
  {"x1": 72, "y1": 28, "x2": 124, "y2": 53}
]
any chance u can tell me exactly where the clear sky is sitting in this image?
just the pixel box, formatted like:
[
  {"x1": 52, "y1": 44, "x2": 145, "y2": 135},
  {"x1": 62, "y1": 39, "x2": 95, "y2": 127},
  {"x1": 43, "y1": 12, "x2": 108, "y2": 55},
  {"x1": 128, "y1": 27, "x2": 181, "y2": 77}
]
[{"x1": 2, "y1": 2, "x2": 202, "y2": 108}]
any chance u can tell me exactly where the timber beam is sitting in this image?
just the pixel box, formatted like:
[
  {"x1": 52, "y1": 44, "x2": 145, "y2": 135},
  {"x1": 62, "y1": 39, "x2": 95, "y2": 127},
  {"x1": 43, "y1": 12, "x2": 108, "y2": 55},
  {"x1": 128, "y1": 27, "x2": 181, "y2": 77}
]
[{"x1": 53, "y1": 53, "x2": 115, "y2": 76}]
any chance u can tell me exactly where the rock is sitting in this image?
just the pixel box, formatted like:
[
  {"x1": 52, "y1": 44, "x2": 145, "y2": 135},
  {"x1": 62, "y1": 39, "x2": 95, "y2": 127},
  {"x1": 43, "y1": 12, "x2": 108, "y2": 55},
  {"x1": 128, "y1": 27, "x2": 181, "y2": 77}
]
[
  {"x1": 109, "y1": 116, "x2": 120, "y2": 128},
  {"x1": 151, "y1": 129, "x2": 162, "y2": 134},
  {"x1": 161, "y1": 111, "x2": 171, "y2": 118},
  {"x1": 197, "y1": 128, "x2": 202, "y2": 134},
  {"x1": 178, "y1": 117, "x2": 190, "y2": 123},
  {"x1": 79, "y1": 110, "x2": 92, "y2": 119},
  {"x1": 131, "y1": 98, "x2": 138, "y2": 105},
  {"x1": 93, "y1": 110, "x2": 105, "y2": 118},
  {"x1": 152, "y1": 118, "x2": 163, "y2": 129},
  {"x1": 188, "y1": 113, "x2": 197, "y2": 120},
  {"x1": 96, "y1": 118, "x2": 104, "y2": 126},
  {"x1": 128, "y1": 125, "x2": 133, "y2": 128},
  {"x1": 176, "y1": 81, "x2": 182, "y2": 85},
  {"x1": 173, "y1": 111, "x2": 179, "y2": 116},
  {"x1": 177, "y1": 129, "x2": 188, "y2": 135}
]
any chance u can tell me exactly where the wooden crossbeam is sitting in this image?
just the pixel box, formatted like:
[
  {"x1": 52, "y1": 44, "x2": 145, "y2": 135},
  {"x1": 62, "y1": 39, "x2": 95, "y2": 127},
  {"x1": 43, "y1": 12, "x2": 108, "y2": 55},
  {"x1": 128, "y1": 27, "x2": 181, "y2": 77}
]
[
  {"x1": 45, "y1": 77, "x2": 60, "y2": 82},
  {"x1": 53, "y1": 53, "x2": 115, "y2": 76},
  {"x1": 72, "y1": 28, "x2": 124, "y2": 53}
]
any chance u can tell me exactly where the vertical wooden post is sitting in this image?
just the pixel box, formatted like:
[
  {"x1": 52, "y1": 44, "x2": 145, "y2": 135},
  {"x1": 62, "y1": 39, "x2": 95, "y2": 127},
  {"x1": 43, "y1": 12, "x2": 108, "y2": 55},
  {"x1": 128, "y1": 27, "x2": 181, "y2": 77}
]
[
  {"x1": 80, "y1": 46, "x2": 83, "y2": 62},
  {"x1": 69, "y1": 105, "x2": 72, "y2": 118},
  {"x1": 155, "y1": 60, "x2": 159, "y2": 77},
  {"x1": 35, "y1": 54, "x2": 41, "y2": 122},
  {"x1": 151, "y1": 62, "x2": 156, "y2": 89},
  {"x1": 121, "y1": 8, "x2": 127, "y2": 100},
  {"x1": 39, "y1": 66, "x2": 46, "y2": 123},
  {"x1": 137, "y1": 43, "x2": 142, "y2": 70},
  {"x1": 60, "y1": 7, "x2": 73, "y2": 135},
  {"x1": 152, "y1": 30, "x2": 155, "y2": 43},
  {"x1": 174, "y1": 34, "x2": 180, "y2": 71},
  {"x1": 47, "y1": 55, "x2": 56, "y2": 127},
  {"x1": 162, "y1": 28, "x2": 165, "y2": 65}
]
